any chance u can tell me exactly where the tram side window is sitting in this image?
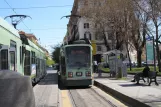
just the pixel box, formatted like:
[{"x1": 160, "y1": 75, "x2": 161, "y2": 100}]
[
  {"x1": 1, "y1": 50, "x2": 8, "y2": 70},
  {"x1": 36, "y1": 58, "x2": 40, "y2": 77},
  {"x1": 36, "y1": 58, "x2": 38, "y2": 76},
  {"x1": 24, "y1": 51, "x2": 31, "y2": 75},
  {"x1": 61, "y1": 56, "x2": 66, "y2": 75},
  {"x1": 10, "y1": 51, "x2": 15, "y2": 71},
  {"x1": 31, "y1": 51, "x2": 35, "y2": 64},
  {"x1": 20, "y1": 46, "x2": 22, "y2": 64}
]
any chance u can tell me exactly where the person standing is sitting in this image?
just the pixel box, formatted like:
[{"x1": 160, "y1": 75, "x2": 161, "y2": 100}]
[
  {"x1": 93, "y1": 61, "x2": 98, "y2": 73},
  {"x1": 98, "y1": 62, "x2": 102, "y2": 77}
]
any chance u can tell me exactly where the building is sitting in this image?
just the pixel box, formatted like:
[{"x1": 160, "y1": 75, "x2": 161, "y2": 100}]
[
  {"x1": 65, "y1": 0, "x2": 137, "y2": 63},
  {"x1": 19, "y1": 31, "x2": 38, "y2": 45},
  {"x1": 19, "y1": 31, "x2": 49, "y2": 58},
  {"x1": 65, "y1": 0, "x2": 108, "y2": 62}
]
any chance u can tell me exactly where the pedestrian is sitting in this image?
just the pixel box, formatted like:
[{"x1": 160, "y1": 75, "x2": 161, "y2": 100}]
[
  {"x1": 93, "y1": 61, "x2": 98, "y2": 73},
  {"x1": 98, "y1": 62, "x2": 102, "y2": 77}
]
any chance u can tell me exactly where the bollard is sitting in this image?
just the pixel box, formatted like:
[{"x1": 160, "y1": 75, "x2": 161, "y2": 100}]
[{"x1": 0, "y1": 70, "x2": 35, "y2": 107}]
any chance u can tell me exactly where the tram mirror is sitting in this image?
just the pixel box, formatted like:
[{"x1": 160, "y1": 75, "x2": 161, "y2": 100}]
[{"x1": 0, "y1": 45, "x2": 2, "y2": 49}]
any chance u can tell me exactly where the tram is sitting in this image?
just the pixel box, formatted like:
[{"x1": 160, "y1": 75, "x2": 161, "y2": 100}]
[
  {"x1": 59, "y1": 39, "x2": 93, "y2": 86},
  {"x1": 0, "y1": 17, "x2": 46, "y2": 84}
]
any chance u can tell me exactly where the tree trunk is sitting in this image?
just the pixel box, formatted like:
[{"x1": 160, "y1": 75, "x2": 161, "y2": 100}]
[
  {"x1": 103, "y1": 31, "x2": 110, "y2": 51},
  {"x1": 126, "y1": 43, "x2": 132, "y2": 71},
  {"x1": 137, "y1": 49, "x2": 142, "y2": 67},
  {"x1": 155, "y1": 25, "x2": 161, "y2": 72}
]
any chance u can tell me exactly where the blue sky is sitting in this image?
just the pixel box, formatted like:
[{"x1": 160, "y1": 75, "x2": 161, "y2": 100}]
[{"x1": 0, "y1": 0, "x2": 74, "y2": 53}]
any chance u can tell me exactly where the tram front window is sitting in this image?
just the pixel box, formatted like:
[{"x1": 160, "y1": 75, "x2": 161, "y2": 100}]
[{"x1": 66, "y1": 46, "x2": 90, "y2": 68}]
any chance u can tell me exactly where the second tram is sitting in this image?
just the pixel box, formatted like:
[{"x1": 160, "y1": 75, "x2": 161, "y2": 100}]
[{"x1": 59, "y1": 40, "x2": 93, "y2": 86}]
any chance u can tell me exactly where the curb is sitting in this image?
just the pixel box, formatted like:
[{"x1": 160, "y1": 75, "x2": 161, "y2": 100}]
[
  {"x1": 101, "y1": 71, "x2": 161, "y2": 77},
  {"x1": 94, "y1": 80, "x2": 150, "y2": 107}
]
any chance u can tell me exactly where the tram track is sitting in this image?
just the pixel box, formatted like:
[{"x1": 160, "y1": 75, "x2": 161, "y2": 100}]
[
  {"x1": 67, "y1": 86, "x2": 122, "y2": 107},
  {"x1": 89, "y1": 87, "x2": 117, "y2": 107}
]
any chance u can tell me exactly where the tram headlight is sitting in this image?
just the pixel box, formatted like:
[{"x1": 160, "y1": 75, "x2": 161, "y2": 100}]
[
  {"x1": 68, "y1": 72, "x2": 73, "y2": 78},
  {"x1": 86, "y1": 71, "x2": 91, "y2": 77}
]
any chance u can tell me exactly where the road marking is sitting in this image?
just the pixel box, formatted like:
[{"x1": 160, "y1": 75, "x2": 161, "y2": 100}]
[{"x1": 61, "y1": 90, "x2": 72, "y2": 107}]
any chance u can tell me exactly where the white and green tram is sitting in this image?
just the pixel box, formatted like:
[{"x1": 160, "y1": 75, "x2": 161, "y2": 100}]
[
  {"x1": 0, "y1": 17, "x2": 46, "y2": 84},
  {"x1": 59, "y1": 40, "x2": 93, "y2": 86}
]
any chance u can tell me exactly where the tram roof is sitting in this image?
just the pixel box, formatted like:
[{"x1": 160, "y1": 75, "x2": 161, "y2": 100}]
[
  {"x1": 0, "y1": 17, "x2": 20, "y2": 38},
  {"x1": 27, "y1": 39, "x2": 44, "y2": 53}
]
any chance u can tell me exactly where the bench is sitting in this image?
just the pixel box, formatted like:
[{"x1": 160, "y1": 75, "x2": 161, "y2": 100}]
[
  {"x1": 148, "y1": 72, "x2": 159, "y2": 86},
  {"x1": 138, "y1": 71, "x2": 159, "y2": 86}
]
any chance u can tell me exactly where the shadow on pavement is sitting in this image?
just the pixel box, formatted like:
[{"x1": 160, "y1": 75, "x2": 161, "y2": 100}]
[
  {"x1": 38, "y1": 72, "x2": 58, "y2": 85},
  {"x1": 119, "y1": 83, "x2": 149, "y2": 87},
  {"x1": 58, "y1": 78, "x2": 90, "y2": 90}
]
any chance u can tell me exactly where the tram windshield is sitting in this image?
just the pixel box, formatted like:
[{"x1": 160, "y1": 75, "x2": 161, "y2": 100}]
[{"x1": 66, "y1": 46, "x2": 90, "y2": 68}]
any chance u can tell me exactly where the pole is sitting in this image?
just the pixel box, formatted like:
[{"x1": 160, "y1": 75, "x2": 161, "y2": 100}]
[
  {"x1": 153, "y1": 36, "x2": 156, "y2": 71},
  {"x1": 145, "y1": 39, "x2": 148, "y2": 66},
  {"x1": 13, "y1": 24, "x2": 17, "y2": 29}
]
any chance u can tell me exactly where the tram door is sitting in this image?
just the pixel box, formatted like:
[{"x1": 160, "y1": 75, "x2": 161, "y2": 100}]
[
  {"x1": 0, "y1": 45, "x2": 9, "y2": 70},
  {"x1": 9, "y1": 47, "x2": 16, "y2": 71}
]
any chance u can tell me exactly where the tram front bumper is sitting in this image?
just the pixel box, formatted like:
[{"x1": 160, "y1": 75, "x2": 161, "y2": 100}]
[{"x1": 65, "y1": 78, "x2": 93, "y2": 86}]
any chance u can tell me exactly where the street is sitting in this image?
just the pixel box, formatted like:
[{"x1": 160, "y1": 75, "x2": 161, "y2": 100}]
[{"x1": 34, "y1": 70, "x2": 129, "y2": 107}]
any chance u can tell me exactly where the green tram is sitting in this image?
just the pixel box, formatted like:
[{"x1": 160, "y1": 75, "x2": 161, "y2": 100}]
[
  {"x1": 59, "y1": 40, "x2": 93, "y2": 86},
  {"x1": 0, "y1": 17, "x2": 46, "y2": 84}
]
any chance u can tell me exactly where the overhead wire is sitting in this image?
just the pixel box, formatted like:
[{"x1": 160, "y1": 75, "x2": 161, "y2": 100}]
[
  {"x1": 4, "y1": 0, "x2": 32, "y2": 32},
  {"x1": 3, "y1": 0, "x2": 68, "y2": 46},
  {"x1": 21, "y1": 28, "x2": 67, "y2": 31},
  {"x1": 0, "y1": 5, "x2": 73, "y2": 9}
]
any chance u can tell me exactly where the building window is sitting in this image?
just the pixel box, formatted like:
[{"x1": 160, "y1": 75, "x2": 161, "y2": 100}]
[
  {"x1": 108, "y1": 31, "x2": 114, "y2": 40},
  {"x1": 95, "y1": 34, "x2": 103, "y2": 40},
  {"x1": 84, "y1": 23, "x2": 89, "y2": 29},
  {"x1": 97, "y1": 46, "x2": 102, "y2": 51},
  {"x1": 84, "y1": 32, "x2": 91, "y2": 40}
]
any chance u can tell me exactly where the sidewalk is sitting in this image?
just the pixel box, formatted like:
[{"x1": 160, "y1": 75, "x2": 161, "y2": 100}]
[
  {"x1": 33, "y1": 70, "x2": 59, "y2": 107},
  {"x1": 94, "y1": 73, "x2": 161, "y2": 107}
]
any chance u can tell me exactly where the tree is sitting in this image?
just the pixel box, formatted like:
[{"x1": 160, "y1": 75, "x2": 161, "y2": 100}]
[
  {"x1": 79, "y1": 0, "x2": 111, "y2": 51},
  {"x1": 129, "y1": 0, "x2": 151, "y2": 67},
  {"x1": 134, "y1": 0, "x2": 161, "y2": 71},
  {"x1": 52, "y1": 44, "x2": 61, "y2": 63},
  {"x1": 46, "y1": 58, "x2": 55, "y2": 67},
  {"x1": 79, "y1": 0, "x2": 139, "y2": 70}
]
